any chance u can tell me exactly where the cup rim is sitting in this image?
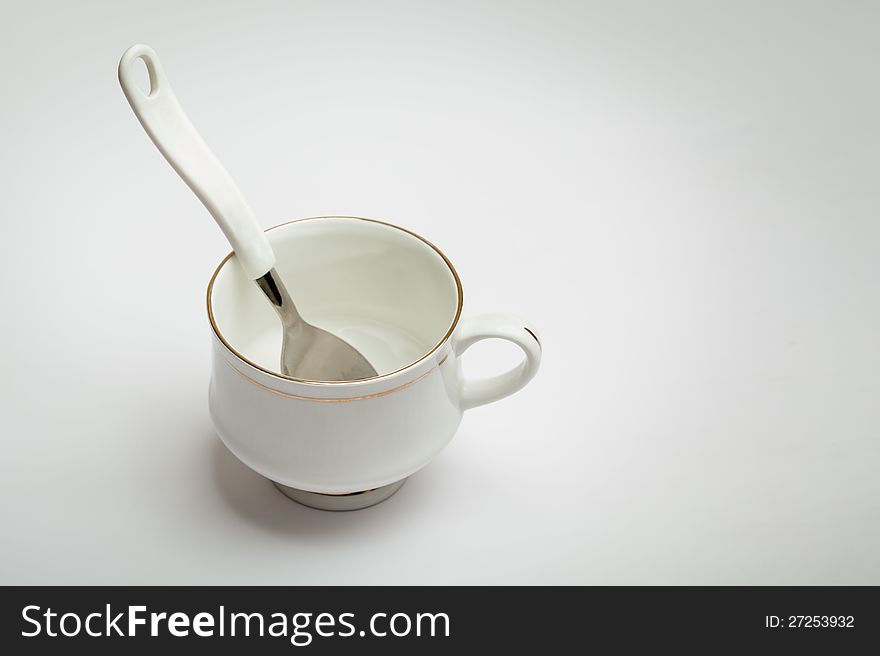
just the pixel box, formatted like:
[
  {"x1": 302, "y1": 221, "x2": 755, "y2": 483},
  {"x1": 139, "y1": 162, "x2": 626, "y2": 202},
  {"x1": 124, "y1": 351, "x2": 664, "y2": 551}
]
[{"x1": 206, "y1": 216, "x2": 464, "y2": 386}]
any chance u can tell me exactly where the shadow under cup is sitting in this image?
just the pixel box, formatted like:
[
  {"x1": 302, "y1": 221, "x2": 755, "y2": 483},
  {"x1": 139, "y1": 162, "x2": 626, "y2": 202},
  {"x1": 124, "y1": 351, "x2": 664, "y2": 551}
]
[{"x1": 209, "y1": 217, "x2": 462, "y2": 381}]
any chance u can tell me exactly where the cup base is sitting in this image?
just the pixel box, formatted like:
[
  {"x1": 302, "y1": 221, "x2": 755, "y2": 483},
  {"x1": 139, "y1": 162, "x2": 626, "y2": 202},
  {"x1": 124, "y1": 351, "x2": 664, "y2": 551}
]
[{"x1": 271, "y1": 478, "x2": 407, "y2": 511}]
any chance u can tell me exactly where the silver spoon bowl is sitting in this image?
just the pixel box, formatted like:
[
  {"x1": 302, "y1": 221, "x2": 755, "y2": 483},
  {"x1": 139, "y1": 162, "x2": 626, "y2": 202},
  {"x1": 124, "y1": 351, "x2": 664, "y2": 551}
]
[{"x1": 256, "y1": 268, "x2": 377, "y2": 380}]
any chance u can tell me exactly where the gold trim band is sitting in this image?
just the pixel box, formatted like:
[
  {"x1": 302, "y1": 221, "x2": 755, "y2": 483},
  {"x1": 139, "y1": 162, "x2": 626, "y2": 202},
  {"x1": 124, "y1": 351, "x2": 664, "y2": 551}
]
[
  {"x1": 223, "y1": 356, "x2": 447, "y2": 403},
  {"x1": 523, "y1": 326, "x2": 542, "y2": 349}
]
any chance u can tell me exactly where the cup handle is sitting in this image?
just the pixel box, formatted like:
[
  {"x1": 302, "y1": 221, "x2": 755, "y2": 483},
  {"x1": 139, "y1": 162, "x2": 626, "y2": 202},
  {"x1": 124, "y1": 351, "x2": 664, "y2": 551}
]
[{"x1": 453, "y1": 314, "x2": 542, "y2": 411}]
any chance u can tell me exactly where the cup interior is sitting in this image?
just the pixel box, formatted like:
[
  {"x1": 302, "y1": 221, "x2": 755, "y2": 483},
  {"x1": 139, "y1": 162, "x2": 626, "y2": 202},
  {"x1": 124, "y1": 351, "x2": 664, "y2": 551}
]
[{"x1": 208, "y1": 217, "x2": 461, "y2": 381}]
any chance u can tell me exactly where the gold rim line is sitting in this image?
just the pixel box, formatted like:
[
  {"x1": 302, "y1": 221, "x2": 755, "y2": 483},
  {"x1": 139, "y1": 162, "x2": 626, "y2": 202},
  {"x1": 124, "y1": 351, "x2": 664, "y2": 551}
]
[
  {"x1": 523, "y1": 326, "x2": 542, "y2": 349},
  {"x1": 222, "y1": 356, "x2": 444, "y2": 402},
  {"x1": 206, "y1": 216, "x2": 464, "y2": 386}
]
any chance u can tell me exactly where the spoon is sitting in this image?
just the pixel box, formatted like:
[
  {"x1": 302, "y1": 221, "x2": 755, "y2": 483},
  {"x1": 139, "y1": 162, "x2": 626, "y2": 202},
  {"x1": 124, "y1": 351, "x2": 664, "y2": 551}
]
[{"x1": 118, "y1": 44, "x2": 377, "y2": 381}]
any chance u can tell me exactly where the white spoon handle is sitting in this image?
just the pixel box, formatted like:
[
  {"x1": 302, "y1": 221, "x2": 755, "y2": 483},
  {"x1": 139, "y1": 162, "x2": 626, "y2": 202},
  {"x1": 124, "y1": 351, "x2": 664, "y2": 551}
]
[{"x1": 118, "y1": 44, "x2": 275, "y2": 279}]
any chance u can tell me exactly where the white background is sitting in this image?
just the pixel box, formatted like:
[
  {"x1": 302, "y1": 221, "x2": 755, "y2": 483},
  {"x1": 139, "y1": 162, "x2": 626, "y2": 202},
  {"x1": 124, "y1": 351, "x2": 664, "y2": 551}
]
[{"x1": 1, "y1": 1, "x2": 878, "y2": 584}]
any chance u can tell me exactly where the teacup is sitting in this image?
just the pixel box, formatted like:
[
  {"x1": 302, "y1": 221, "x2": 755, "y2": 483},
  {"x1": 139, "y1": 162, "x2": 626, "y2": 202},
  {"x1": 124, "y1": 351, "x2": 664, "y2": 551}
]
[{"x1": 207, "y1": 216, "x2": 541, "y2": 510}]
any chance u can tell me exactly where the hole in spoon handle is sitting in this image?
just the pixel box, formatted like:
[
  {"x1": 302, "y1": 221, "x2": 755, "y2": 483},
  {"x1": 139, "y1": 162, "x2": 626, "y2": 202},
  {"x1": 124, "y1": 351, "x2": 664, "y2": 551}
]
[{"x1": 118, "y1": 44, "x2": 166, "y2": 102}]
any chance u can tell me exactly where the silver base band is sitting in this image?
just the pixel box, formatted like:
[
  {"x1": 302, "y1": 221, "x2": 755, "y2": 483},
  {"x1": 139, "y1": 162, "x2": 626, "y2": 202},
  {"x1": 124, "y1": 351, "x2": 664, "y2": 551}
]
[{"x1": 272, "y1": 478, "x2": 407, "y2": 511}]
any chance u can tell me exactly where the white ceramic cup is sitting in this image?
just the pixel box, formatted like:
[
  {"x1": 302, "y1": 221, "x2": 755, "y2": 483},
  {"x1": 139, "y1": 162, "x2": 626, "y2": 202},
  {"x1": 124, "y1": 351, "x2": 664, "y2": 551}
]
[{"x1": 208, "y1": 216, "x2": 541, "y2": 510}]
